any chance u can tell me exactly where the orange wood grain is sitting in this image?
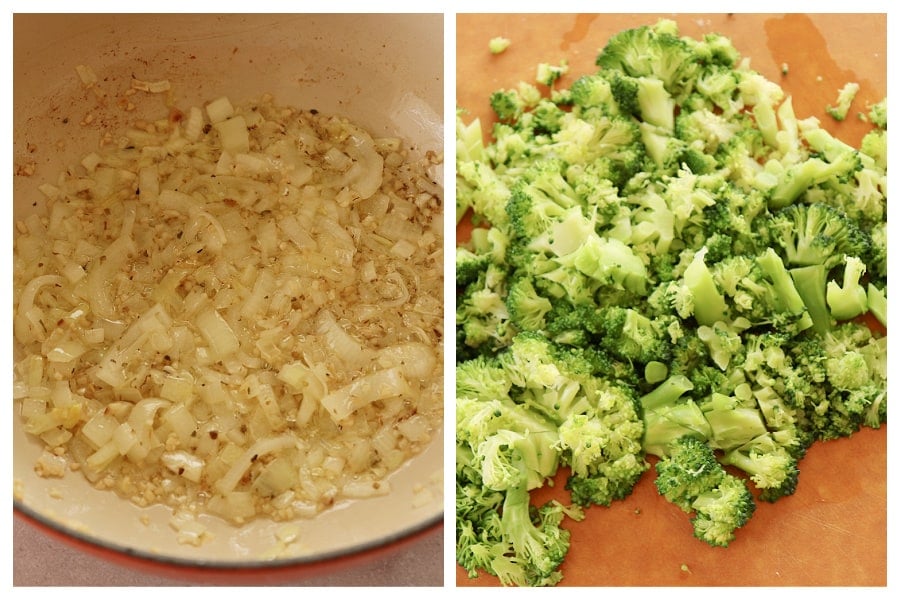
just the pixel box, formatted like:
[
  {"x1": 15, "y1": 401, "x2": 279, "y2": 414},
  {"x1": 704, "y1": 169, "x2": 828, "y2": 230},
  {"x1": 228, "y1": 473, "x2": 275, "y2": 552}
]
[{"x1": 455, "y1": 13, "x2": 887, "y2": 587}]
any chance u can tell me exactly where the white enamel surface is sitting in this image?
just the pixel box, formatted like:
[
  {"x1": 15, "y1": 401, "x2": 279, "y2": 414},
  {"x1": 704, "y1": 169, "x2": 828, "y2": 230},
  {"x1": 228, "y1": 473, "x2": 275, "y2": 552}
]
[{"x1": 13, "y1": 13, "x2": 443, "y2": 567}]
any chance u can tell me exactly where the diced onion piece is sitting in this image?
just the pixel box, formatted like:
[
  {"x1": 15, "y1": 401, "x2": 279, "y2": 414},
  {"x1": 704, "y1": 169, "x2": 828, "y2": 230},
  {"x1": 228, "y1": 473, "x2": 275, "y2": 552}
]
[
  {"x1": 215, "y1": 435, "x2": 297, "y2": 494},
  {"x1": 319, "y1": 367, "x2": 411, "y2": 423},
  {"x1": 214, "y1": 116, "x2": 250, "y2": 155},
  {"x1": 195, "y1": 308, "x2": 240, "y2": 360},
  {"x1": 161, "y1": 451, "x2": 204, "y2": 482},
  {"x1": 205, "y1": 96, "x2": 234, "y2": 123}
]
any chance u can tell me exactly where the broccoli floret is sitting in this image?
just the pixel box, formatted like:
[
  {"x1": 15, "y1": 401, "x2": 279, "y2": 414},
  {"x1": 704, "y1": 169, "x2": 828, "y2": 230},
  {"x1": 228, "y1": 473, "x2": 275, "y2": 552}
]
[
  {"x1": 825, "y1": 255, "x2": 869, "y2": 321},
  {"x1": 674, "y1": 106, "x2": 742, "y2": 153},
  {"x1": 654, "y1": 435, "x2": 723, "y2": 509},
  {"x1": 720, "y1": 432, "x2": 800, "y2": 502},
  {"x1": 505, "y1": 275, "x2": 553, "y2": 333},
  {"x1": 867, "y1": 97, "x2": 887, "y2": 129},
  {"x1": 860, "y1": 128, "x2": 886, "y2": 171},
  {"x1": 535, "y1": 60, "x2": 569, "y2": 87},
  {"x1": 456, "y1": 245, "x2": 492, "y2": 287},
  {"x1": 654, "y1": 435, "x2": 756, "y2": 547},
  {"x1": 495, "y1": 332, "x2": 649, "y2": 506},
  {"x1": 456, "y1": 394, "x2": 560, "y2": 488},
  {"x1": 457, "y1": 263, "x2": 515, "y2": 356},
  {"x1": 696, "y1": 319, "x2": 747, "y2": 370},
  {"x1": 491, "y1": 89, "x2": 527, "y2": 122},
  {"x1": 693, "y1": 65, "x2": 742, "y2": 113},
  {"x1": 816, "y1": 322, "x2": 888, "y2": 435},
  {"x1": 596, "y1": 20, "x2": 699, "y2": 100},
  {"x1": 825, "y1": 82, "x2": 860, "y2": 121},
  {"x1": 559, "y1": 397, "x2": 649, "y2": 507},
  {"x1": 505, "y1": 160, "x2": 582, "y2": 240},
  {"x1": 767, "y1": 202, "x2": 872, "y2": 269},
  {"x1": 595, "y1": 305, "x2": 673, "y2": 364},
  {"x1": 498, "y1": 481, "x2": 574, "y2": 586},
  {"x1": 456, "y1": 354, "x2": 512, "y2": 401},
  {"x1": 499, "y1": 332, "x2": 613, "y2": 422},
  {"x1": 689, "y1": 472, "x2": 757, "y2": 547},
  {"x1": 568, "y1": 72, "x2": 617, "y2": 111},
  {"x1": 561, "y1": 109, "x2": 644, "y2": 157},
  {"x1": 720, "y1": 248, "x2": 814, "y2": 333},
  {"x1": 456, "y1": 457, "x2": 583, "y2": 586},
  {"x1": 457, "y1": 159, "x2": 512, "y2": 228}
]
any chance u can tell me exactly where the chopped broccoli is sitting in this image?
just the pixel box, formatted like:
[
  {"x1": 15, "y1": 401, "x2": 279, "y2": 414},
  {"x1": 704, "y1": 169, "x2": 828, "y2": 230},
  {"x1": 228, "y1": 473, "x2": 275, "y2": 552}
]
[{"x1": 457, "y1": 17, "x2": 886, "y2": 584}]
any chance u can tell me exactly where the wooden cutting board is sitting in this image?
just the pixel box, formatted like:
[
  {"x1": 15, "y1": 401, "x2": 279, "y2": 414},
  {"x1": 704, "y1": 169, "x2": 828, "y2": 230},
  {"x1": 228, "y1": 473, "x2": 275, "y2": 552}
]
[{"x1": 455, "y1": 13, "x2": 887, "y2": 587}]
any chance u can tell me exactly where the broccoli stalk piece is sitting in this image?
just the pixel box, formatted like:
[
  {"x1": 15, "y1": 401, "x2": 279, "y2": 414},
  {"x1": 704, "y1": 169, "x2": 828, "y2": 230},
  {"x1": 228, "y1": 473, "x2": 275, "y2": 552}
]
[
  {"x1": 826, "y1": 255, "x2": 869, "y2": 321},
  {"x1": 700, "y1": 389, "x2": 769, "y2": 451},
  {"x1": 789, "y1": 264, "x2": 833, "y2": 334},
  {"x1": 640, "y1": 373, "x2": 712, "y2": 458},
  {"x1": 867, "y1": 282, "x2": 886, "y2": 328},
  {"x1": 654, "y1": 435, "x2": 756, "y2": 547},
  {"x1": 683, "y1": 246, "x2": 729, "y2": 326}
]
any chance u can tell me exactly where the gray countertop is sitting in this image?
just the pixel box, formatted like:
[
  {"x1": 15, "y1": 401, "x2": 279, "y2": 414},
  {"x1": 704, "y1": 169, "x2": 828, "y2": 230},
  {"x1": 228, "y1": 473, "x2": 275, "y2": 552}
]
[{"x1": 13, "y1": 514, "x2": 444, "y2": 586}]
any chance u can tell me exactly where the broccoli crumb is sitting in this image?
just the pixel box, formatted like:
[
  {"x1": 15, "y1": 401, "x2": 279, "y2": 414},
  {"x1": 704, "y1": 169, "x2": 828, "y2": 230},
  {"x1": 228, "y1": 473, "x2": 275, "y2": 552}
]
[
  {"x1": 535, "y1": 60, "x2": 569, "y2": 86},
  {"x1": 489, "y1": 36, "x2": 511, "y2": 54}
]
